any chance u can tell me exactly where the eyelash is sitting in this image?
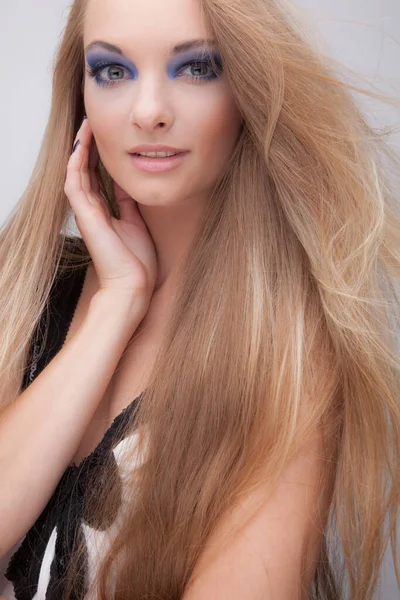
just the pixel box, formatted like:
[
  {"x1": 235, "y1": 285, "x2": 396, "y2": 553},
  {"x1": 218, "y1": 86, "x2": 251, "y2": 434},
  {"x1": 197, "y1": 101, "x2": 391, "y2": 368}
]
[{"x1": 85, "y1": 58, "x2": 222, "y2": 88}]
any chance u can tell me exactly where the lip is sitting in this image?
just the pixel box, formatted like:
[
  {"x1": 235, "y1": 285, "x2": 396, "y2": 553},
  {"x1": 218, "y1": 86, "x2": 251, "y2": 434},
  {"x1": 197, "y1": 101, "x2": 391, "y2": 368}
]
[
  {"x1": 129, "y1": 151, "x2": 189, "y2": 173},
  {"x1": 128, "y1": 144, "x2": 188, "y2": 154}
]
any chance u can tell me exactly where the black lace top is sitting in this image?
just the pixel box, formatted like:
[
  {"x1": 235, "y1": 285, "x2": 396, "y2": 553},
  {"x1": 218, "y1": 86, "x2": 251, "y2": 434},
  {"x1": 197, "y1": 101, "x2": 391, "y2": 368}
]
[{"x1": 4, "y1": 243, "x2": 143, "y2": 600}]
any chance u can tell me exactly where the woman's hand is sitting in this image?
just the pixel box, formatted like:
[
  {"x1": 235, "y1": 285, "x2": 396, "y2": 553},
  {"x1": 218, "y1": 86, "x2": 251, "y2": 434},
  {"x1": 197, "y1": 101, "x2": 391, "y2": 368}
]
[{"x1": 64, "y1": 117, "x2": 158, "y2": 316}]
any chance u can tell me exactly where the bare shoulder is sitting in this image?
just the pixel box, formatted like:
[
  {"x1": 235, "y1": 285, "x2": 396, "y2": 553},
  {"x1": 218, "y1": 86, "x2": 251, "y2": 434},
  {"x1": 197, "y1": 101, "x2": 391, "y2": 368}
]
[{"x1": 184, "y1": 426, "x2": 335, "y2": 599}]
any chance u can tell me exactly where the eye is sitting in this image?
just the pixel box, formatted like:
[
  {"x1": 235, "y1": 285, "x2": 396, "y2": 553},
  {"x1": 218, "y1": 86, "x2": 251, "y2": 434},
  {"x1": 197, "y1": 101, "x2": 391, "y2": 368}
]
[
  {"x1": 85, "y1": 62, "x2": 131, "y2": 88},
  {"x1": 85, "y1": 55, "x2": 223, "y2": 88},
  {"x1": 176, "y1": 58, "x2": 222, "y2": 84}
]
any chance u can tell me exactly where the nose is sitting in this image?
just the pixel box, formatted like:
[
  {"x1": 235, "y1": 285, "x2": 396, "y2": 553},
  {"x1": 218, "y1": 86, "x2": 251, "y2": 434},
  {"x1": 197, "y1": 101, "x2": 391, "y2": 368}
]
[{"x1": 128, "y1": 74, "x2": 173, "y2": 132}]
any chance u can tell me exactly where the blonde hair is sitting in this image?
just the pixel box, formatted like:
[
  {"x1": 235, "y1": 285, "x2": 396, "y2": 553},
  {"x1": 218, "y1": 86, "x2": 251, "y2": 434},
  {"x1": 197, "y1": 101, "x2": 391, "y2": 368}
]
[{"x1": 1, "y1": 0, "x2": 400, "y2": 598}]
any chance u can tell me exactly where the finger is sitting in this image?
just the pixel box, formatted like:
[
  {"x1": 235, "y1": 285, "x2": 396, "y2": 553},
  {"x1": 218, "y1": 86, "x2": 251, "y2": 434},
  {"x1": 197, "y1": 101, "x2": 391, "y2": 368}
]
[
  {"x1": 65, "y1": 127, "x2": 104, "y2": 226},
  {"x1": 78, "y1": 119, "x2": 92, "y2": 195},
  {"x1": 81, "y1": 123, "x2": 111, "y2": 216},
  {"x1": 73, "y1": 121, "x2": 109, "y2": 216},
  {"x1": 88, "y1": 137, "x2": 100, "y2": 195},
  {"x1": 113, "y1": 181, "x2": 142, "y2": 226},
  {"x1": 65, "y1": 128, "x2": 89, "y2": 212}
]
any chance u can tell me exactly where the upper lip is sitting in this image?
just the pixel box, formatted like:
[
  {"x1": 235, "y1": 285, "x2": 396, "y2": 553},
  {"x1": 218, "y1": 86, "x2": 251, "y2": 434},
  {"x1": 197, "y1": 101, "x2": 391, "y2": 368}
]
[{"x1": 128, "y1": 145, "x2": 188, "y2": 154}]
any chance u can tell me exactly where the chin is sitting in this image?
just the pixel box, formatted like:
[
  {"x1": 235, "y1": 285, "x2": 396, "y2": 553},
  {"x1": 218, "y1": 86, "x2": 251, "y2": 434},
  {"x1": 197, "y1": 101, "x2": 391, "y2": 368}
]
[{"x1": 132, "y1": 185, "x2": 186, "y2": 206}]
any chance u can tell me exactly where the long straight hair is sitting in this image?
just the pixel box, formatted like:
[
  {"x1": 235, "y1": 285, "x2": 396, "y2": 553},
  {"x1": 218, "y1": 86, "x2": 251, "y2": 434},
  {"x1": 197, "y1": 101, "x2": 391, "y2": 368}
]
[{"x1": 1, "y1": 0, "x2": 399, "y2": 598}]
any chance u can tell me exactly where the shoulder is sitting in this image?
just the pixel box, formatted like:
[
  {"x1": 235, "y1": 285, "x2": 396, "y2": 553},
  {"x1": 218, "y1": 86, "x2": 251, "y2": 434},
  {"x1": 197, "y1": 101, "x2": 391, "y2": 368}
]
[
  {"x1": 184, "y1": 426, "x2": 334, "y2": 599},
  {"x1": 185, "y1": 341, "x2": 339, "y2": 599}
]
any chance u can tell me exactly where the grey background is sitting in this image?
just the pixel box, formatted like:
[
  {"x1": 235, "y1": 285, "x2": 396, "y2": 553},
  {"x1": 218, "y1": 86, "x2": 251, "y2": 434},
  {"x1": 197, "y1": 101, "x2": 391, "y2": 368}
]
[{"x1": 0, "y1": 1, "x2": 399, "y2": 598}]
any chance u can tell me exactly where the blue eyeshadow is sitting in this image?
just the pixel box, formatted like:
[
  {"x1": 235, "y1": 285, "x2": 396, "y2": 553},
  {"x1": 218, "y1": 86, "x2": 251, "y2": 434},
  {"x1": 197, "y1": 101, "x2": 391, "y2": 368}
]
[
  {"x1": 85, "y1": 52, "x2": 136, "y2": 74},
  {"x1": 85, "y1": 49, "x2": 223, "y2": 81},
  {"x1": 166, "y1": 51, "x2": 222, "y2": 79}
]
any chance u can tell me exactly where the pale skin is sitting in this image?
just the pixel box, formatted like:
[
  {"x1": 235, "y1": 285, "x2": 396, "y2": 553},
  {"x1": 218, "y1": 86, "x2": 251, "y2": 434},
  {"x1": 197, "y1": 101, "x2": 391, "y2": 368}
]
[
  {"x1": 69, "y1": 0, "x2": 243, "y2": 467},
  {"x1": 83, "y1": 0, "x2": 243, "y2": 292},
  {"x1": 20, "y1": 0, "x2": 334, "y2": 597}
]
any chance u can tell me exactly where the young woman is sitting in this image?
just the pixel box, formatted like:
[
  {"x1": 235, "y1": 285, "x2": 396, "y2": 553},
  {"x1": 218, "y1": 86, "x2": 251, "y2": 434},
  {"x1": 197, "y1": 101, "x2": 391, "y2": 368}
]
[{"x1": 0, "y1": 0, "x2": 399, "y2": 598}]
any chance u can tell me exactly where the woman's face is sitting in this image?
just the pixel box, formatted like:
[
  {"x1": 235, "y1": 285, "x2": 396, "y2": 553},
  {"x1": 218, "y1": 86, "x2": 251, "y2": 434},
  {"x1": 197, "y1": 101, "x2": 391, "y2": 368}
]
[{"x1": 83, "y1": 0, "x2": 242, "y2": 208}]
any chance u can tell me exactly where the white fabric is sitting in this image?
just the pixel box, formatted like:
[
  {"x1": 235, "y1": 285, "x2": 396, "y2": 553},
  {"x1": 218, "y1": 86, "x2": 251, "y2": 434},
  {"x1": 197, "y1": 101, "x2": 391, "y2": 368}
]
[
  {"x1": 32, "y1": 527, "x2": 58, "y2": 600},
  {"x1": 1, "y1": 428, "x2": 148, "y2": 600}
]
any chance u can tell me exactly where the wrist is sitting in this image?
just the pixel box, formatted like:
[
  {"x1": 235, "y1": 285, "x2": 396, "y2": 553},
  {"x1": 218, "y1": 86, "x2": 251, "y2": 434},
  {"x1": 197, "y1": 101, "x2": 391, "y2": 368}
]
[{"x1": 89, "y1": 290, "x2": 148, "y2": 334}]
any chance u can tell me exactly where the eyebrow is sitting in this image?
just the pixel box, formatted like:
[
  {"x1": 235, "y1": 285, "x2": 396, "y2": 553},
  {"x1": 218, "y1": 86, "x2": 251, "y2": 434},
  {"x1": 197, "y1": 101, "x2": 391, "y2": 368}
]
[{"x1": 84, "y1": 39, "x2": 217, "y2": 56}]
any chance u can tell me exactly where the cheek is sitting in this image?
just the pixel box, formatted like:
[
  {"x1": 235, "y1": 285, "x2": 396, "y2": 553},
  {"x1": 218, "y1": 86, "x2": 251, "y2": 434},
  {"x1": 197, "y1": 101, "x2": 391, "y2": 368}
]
[
  {"x1": 195, "y1": 97, "x2": 242, "y2": 163},
  {"x1": 91, "y1": 121, "x2": 122, "y2": 168},
  {"x1": 84, "y1": 95, "x2": 120, "y2": 151}
]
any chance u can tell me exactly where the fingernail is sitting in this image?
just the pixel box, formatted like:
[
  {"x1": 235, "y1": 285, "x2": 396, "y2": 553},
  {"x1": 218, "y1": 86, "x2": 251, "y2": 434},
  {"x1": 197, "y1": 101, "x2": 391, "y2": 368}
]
[{"x1": 72, "y1": 139, "x2": 80, "y2": 153}]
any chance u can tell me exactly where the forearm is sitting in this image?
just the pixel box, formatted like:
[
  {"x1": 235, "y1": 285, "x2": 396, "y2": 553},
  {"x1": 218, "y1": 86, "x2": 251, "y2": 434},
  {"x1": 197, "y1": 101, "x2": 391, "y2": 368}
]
[{"x1": 0, "y1": 291, "x2": 144, "y2": 558}]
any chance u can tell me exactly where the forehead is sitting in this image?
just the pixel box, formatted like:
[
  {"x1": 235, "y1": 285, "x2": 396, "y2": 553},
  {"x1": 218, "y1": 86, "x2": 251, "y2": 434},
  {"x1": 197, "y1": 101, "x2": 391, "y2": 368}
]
[{"x1": 83, "y1": 0, "x2": 208, "y2": 48}]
